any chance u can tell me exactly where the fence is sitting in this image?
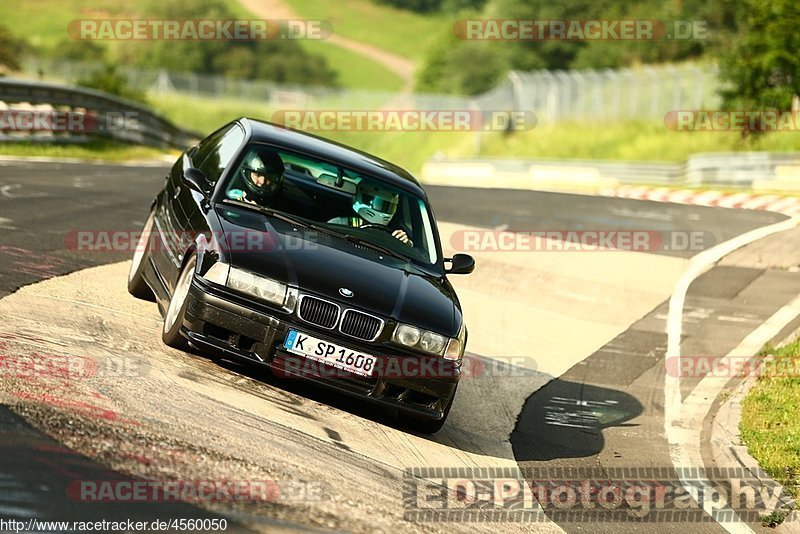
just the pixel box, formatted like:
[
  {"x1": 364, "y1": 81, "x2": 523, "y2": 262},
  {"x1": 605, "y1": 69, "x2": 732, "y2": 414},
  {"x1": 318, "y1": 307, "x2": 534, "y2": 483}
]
[
  {"x1": 22, "y1": 59, "x2": 722, "y2": 125},
  {"x1": 508, "y1": 64, "x2": 721, "y2": 122}
]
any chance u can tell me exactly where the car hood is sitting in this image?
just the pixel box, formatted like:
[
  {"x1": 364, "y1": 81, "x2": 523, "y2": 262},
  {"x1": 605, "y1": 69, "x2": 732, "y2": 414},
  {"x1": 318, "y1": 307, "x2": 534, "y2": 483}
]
[{"x1": 215, "y1": 206, "x2": 460, "y2": 336}]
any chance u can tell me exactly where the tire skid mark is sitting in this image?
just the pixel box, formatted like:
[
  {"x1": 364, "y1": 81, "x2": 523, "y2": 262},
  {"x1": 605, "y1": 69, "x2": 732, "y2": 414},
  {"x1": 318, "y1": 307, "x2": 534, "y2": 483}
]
[
  {"x1": 11, "y1": 392, "x2": 138, "y2": 425},
  {"x1": 0, "y1": 245, "x2": 71, "y2": 279},
  {"x1": 176, "y1": 366, "x2": 318, "y2": 421},
  {"x1": 0, "y1": 336, "x2": 136, "y2": 427}
]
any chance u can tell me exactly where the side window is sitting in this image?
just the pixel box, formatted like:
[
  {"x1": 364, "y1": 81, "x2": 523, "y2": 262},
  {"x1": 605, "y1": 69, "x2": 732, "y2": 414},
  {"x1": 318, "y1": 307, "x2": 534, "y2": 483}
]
[
  {"x1": 400, "y1": 196, "x2": 412, "y2": 229},
  {"x1": 417, "y1": 199, "x2": 437, "y2": 264},
  {"x1": 196, "y1": 125, "x2": 246, "y2": 183},
  {"x1": 170, "y1": 154, "x2": 182, "y2": 177},
  {"x1": 191, "y1": 127, "x2": 227, "y2": 167}
]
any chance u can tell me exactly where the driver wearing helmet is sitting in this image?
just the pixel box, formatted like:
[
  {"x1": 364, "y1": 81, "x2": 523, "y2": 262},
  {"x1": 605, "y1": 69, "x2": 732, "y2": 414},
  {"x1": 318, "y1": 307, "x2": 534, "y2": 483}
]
[
  {"x1": 226, "y1": 148, "x2": 285, "y2": 206},
  {"x1": 329, "y1": 181, "x2": 412, "y2": 244}
]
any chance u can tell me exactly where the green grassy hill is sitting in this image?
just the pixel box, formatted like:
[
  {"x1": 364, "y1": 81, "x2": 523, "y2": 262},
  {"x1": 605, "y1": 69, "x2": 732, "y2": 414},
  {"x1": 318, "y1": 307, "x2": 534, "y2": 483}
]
[
  {"x1": 0, "y1": 0, "x2": 413, "y2": 92},
  {"x1": 281, "y1": 0, "x2": 443, "y2": 62}
]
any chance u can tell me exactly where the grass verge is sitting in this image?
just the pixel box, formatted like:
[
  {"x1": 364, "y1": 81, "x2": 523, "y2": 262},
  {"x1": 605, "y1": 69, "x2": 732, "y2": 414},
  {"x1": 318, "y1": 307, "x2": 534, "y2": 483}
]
[
  {"x1": 147, "y1": 92, "x2": 476, "y2": 173},
  {"x1": 10, "y1": 98, "x2": 800, "y2": 173},
  {"x1": 740, "y1": 340, "x2": 800, "y2": 501},
  {"x1": 148, "y1": 93, "x2": 273, "y2": 136},
  {"x1": 0, "y1": 140, "x2": 172, "y2": 162},
  {"x1": 152, "y1": 94, "x2": 800, "y2": 173},
  {"x1": 477, "y1": 121, "x2": 800, "y2": 162}
]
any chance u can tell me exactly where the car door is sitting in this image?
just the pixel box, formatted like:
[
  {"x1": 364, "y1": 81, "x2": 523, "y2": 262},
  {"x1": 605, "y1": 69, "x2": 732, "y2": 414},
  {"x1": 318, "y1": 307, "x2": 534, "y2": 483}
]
[
  {"x1": 153, "y1": 126, "x2": 230, "y2": 294},
  {"x1": 179, "y1": 124, "x2": 247, "y2": 268},
  {"x1": 151, "y1": 155, "x2": 187, "y2": 293}
]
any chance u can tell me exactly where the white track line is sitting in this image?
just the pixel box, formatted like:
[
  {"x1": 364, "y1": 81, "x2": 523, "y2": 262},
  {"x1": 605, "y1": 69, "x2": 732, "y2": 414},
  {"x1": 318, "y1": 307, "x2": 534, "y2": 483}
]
[{"x1": 665, "y1": 216, "x2": 799, "y2": 533}]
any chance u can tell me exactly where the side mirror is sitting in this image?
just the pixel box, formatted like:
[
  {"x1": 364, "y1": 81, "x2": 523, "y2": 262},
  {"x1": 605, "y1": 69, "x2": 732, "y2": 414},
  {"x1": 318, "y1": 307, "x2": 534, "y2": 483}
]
[
  {"x1": 182, "y1": 167, "x2": 210, "y2": 197},
  {"x1": 445, "y1": 254, "x2": 475, "y2": 275}
]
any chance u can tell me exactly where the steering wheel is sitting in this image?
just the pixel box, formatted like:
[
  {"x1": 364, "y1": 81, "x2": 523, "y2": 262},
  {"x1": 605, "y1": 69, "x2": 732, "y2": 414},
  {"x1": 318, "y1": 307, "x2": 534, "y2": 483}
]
[{"x1": 359, "y1": 223, "x2": 394, "y2": 234}]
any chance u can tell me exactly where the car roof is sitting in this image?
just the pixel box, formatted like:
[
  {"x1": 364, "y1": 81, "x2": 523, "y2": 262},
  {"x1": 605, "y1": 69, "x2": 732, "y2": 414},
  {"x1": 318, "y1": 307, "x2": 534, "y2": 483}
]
[{"x1": 239, "y1": 117, "x2": 426, "y2": 197}]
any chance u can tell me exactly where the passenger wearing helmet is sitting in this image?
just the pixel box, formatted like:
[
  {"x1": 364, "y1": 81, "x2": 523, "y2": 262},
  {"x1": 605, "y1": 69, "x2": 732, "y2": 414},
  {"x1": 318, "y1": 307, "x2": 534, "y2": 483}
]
[
  {"x1": 226, "y1": 148, "x2": 285, "y2": 206},
  {"x1": 329, "y1": 181, "x2": 412, "y2": 245}
]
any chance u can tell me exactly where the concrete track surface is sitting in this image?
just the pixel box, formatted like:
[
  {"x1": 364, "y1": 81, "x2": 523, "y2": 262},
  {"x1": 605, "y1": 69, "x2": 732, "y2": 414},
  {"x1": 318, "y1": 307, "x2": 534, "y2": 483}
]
[{"x1": 0, "y1": 159, "x2": 794, "y2": 533}]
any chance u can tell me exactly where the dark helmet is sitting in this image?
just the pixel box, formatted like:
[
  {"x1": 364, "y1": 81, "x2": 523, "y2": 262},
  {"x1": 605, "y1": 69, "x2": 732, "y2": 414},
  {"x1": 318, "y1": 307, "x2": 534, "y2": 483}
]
[{"x1": 240, "y1": 148, "x2": 285, "y2": 198}]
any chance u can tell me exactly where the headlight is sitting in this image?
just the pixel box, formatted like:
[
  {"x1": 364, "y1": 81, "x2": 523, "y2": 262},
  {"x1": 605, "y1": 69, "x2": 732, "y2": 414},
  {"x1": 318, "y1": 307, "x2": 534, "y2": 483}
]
[
  {"x1": 393, "y1": 323, "x2": 460, "y2": 358},
  {"x1": 227, "y1": 267, "x2": 287, "y2": 307},
  {"x1": 419, "y1": 331, "x2": 447, "y2": 354},
  {"x1": 395, "y1": 324, "x2": 421, "y2": 346}
]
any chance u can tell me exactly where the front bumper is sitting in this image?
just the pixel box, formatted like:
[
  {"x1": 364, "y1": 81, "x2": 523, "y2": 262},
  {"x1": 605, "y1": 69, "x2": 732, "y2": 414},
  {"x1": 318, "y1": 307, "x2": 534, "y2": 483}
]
[{"x1": 183, "y1": 278, "x2": 460, "y2": 420}]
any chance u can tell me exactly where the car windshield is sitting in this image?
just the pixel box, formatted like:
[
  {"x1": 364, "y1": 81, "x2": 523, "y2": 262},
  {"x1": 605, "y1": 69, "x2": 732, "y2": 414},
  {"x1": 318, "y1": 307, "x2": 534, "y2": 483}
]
[{"x1": 219, "y1": 143, "x2": 440, "y2": 266}]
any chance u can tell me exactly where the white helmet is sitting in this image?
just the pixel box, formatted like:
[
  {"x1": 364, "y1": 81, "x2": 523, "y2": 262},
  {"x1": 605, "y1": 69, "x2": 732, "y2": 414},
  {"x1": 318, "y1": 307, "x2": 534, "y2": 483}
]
[{"x1": 353, "y1": 182, "x2": 399, "y2": 225}]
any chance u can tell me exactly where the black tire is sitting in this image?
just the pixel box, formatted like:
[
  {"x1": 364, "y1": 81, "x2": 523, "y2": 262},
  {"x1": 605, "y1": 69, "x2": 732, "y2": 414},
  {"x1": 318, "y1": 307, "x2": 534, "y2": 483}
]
[
  {"x1": 399, "y1": 392, "x2": 455, "y2": 434},
  {"x1": 161, "y1": 253, "x2": 196, "y2": 350},
  {"x1": 128, "y1": 209, "x2": 156, "y2": 301}
]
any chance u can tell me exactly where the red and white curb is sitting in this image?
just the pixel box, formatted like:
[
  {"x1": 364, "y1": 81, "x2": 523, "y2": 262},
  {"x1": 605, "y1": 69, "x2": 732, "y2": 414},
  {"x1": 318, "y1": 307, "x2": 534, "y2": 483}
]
[{"x1": 602, "y1": 186, "x2": 800, "y2": 216}]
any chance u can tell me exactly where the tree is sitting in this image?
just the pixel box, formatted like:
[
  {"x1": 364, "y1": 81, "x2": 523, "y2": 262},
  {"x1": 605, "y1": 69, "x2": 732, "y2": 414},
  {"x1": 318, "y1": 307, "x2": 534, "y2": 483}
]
[
  {"x1": 417, "y1": 0, "x2": 733, "y2": 95},
  {"x1": 372, "y1": 0, "x2": 442, "y2": 12},
  {"x1": 133, "y1": 0, "x2": 338, "y2": 87},
  {"x1": 368, "y1": 0, "x2": 488, "y2": 14},
  {"x1": 416, "y1": 26, "x2": 509, "y2": 95},
  {"x1": 0, "y1": 25, "x2": 26, "y2": 72},
  {"x1": 719, "y1": 0, "x2": 800, "y2": 110},
  {"x1": 50, "y1": 38, "x2": 106, "y2": 63},
  {"x1": 77, "y1": 64, "x2": 148, "y2": 104},
  {"x1": 487, "y1": 0, "x2": 605, "y2": 71}
]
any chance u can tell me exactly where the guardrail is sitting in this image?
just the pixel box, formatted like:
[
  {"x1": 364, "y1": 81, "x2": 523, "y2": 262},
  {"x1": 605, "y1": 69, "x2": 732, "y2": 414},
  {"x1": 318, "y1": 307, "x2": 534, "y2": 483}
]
[
  {"x1": 421, "y1": 153, "x2": 800, "y2": 193},
  {"x1": 0, "y1": 79, "x2": 201, "y2": 149}
]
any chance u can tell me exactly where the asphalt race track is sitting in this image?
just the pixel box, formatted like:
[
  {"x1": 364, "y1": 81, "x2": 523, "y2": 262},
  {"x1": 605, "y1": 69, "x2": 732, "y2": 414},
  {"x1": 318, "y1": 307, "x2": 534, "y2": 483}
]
[{"x1": 0, "y1": 159, "x2": 797, "y2": 533}]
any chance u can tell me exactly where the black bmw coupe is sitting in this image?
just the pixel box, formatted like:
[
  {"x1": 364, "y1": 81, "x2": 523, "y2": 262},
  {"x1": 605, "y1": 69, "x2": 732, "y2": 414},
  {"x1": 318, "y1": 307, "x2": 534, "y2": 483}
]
[{"x1": 128, "y1": 118, "x2": 475, "y2": 433}]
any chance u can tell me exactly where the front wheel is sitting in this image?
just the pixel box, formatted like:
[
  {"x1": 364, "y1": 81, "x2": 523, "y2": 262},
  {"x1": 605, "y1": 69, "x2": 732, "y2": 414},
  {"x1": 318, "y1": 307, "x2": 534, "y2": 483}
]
[
  {"x1": 128, "y1": 209, "x2": 155, "y2": 301},
  {"x1": 162, "y1": 253, "x2": 196, "y2": 350}
]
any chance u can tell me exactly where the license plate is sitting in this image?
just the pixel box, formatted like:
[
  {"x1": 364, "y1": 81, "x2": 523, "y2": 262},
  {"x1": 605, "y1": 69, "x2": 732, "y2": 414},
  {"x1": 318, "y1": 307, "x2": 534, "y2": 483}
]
[{"x1": 283, "y1": 329, "x2": 377, "y2": 377}]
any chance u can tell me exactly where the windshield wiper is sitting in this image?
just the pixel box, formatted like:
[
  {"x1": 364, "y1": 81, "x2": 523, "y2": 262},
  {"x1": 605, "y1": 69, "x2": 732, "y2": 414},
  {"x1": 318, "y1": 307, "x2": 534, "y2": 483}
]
[
  {"x1": 342, "y1": 233, "x2": 410, "y2": 262},
  {"x1": 222, "y1": 199, "x2": 326, "y2": 232},
  {"x1": 222, "y1": 199, "x2": 411, "y2": 261}
]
